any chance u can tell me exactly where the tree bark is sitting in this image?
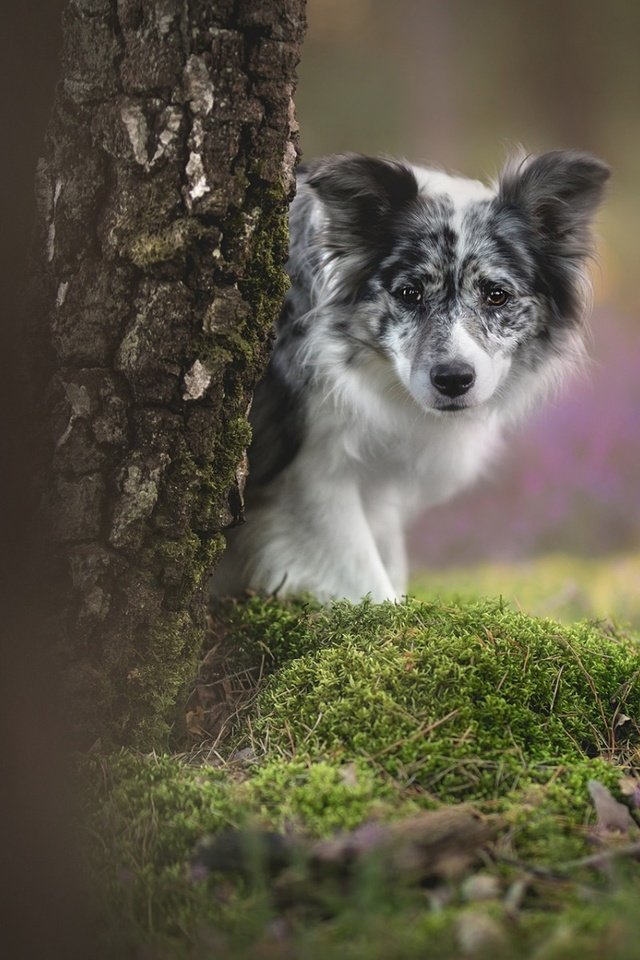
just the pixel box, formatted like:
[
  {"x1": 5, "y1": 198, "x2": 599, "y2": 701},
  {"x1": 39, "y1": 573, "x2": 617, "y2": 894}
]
[{"x1": 30, "y1": 0, "x2": 306, "y2": 747}]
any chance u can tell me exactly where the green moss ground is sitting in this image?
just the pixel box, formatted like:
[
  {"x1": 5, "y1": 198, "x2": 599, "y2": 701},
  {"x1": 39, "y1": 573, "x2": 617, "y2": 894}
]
[{"x1": 86, "y1": 595, "x2": 640, "y2": 958}]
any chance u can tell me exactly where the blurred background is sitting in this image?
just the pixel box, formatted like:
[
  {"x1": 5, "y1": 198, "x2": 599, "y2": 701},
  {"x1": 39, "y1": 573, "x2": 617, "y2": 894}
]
[{"x1": 296, "y1": 0, "x2": 640, "y2": 623}]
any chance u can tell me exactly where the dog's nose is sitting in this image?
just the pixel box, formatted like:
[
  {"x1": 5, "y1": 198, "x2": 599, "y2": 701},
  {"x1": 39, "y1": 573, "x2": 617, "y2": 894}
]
[{"x1": 430, "y1": 362, "x2": 476, "y2": 398}]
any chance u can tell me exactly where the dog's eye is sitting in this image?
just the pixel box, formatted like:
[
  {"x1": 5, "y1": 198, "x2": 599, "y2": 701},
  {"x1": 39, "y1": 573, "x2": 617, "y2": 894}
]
[
  {"x1": 482, "y1": 284, "x2": 510, "y2": 307},
  {"x1": 396, "y1": 285, "x2": 423, "y2": 305}
]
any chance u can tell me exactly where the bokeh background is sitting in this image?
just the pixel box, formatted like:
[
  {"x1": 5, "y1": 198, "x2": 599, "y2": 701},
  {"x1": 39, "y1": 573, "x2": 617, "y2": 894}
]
[{"x1": 295, "y1": 0, "x2": 640, "y2": 621}]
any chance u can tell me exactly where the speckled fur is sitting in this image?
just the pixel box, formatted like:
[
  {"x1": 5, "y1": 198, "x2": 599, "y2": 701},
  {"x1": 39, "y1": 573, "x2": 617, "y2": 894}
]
[{"x1": 211, "y1": 151, "x2": 609, "y2": 602}]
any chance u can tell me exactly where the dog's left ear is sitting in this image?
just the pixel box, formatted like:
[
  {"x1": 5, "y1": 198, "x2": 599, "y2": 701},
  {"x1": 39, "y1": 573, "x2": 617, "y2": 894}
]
[{"x1": 499, "y1": 150, "x2": 610, "y2": 258}]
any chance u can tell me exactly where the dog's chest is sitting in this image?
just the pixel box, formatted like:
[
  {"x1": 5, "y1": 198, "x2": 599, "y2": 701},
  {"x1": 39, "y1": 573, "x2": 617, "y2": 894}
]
[{"x1": 348, "y1": 412, "x2": 503, "y2": 512}]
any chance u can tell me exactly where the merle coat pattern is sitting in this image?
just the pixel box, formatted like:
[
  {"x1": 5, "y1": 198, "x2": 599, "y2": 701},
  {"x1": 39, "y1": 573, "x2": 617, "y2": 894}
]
[{"x1": 211, "y1": 151, "x2": 609, "y2": 601}]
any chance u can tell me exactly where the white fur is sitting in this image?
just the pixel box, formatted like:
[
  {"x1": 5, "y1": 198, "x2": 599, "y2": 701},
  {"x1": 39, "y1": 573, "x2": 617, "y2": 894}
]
[
  {"x1": 215, "y1": 336, "x2": 503, "y2": 603},
  {"x1": 211, "y1": 156, "x2": 599, "y2": 604}
]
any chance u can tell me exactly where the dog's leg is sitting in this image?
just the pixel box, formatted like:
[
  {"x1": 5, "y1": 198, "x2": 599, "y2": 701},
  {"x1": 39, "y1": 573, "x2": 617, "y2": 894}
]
[
  {"x1": 374, "y1": 526, "x2": 408, "y2": 598},
  {"x1": 303, "y1": 481, "x2": 400, "y2": 602},
  {"x1": 363, "y1": 491, "x2": 409, "y2": 597},
  {"x1": 236, "y1": 471, "x2": 399, "y2": 602},
  {"x1": 210, "y1": 478, "x2": 398, "y2": 603}
]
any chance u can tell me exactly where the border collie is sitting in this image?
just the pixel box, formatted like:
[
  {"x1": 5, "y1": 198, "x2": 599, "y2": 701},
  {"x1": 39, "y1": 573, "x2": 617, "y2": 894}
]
[{"x1": 211, "y1": 151, "x2": 609, "y2": 602}]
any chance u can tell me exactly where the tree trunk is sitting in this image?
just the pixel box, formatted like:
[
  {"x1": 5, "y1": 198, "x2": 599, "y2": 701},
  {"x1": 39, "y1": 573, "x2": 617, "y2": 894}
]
[{"x1": 30, "y1": 0, "x2": 306, "y2": 747}]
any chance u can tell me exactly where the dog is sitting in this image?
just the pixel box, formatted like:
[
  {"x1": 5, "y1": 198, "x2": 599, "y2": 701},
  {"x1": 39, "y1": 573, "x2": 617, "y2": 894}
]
[{"x1": 211, "y1": 150, "x2": 609, "y2": 602}]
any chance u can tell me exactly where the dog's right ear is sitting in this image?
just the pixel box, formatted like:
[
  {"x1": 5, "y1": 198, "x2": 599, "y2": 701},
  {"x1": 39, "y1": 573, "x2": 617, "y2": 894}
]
[{"x1": 304, "y1": 154, "x2": 418, "y2": 273}]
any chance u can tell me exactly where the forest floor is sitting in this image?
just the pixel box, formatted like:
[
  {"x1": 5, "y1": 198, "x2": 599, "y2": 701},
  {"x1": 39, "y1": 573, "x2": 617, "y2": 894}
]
[{"x1": 85, "y1": 554, "x2": 640, "y2": 959}]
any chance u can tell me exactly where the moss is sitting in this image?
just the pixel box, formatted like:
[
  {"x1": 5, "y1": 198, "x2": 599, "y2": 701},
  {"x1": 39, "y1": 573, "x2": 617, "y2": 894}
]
[
  {"x1": 86, "y1": 750, "x2": 640, "y2": 958},
  {"x1": 212, "y1": 593, "x2": 323, "y2": 664},
  {"x1": 113, "y1": 612, "x2": 204, "y2": 746},
  {"x1": 237, "y1": 184, "x2": 291, "y2": 326},
  {"x1": 102, "y1": 525, "x2": 224, "y2": 749},
  {"x1": 501, "y1": 756, "x2": 623, "y2": 863},
  {"x1": 128, "y1": 219, "x2": 209, "y2": 268},
  {"x1": 87, "y1": 598, "x2": 640, "y2": 956},
  {"x1": 84, "y1": 751, "x2": 416, "y2": 954},
  {"x1": 210, "y1": 595, "x2": 640, "y2": 868},
  {"x1": 247, "y1": 758, "x2": 400, "y2": 835},
  {"x1": 85, "y1": 753, "x2": 238, "y2": 950},
  {"x1": 156, "y1": 417, "x2": 253, "y2": 536},
  {"x1": 240, "y1": 598, "x2": 640, "y2": 802},
  {"x1": 104, "y1": 170, "x2": 292, "y2": 748},
  {"x1": 153, "y1": 531, "x2": 224, "y2": 606},
  {"x1": 216, "y1": 595, "x2": 640, "y2": 863},
  {"x1": 208, "y1": 416, "x2": 253, "y2": 506},
  {"x1": 201, "y1": 182, "x2": 291, "y2": 385}
]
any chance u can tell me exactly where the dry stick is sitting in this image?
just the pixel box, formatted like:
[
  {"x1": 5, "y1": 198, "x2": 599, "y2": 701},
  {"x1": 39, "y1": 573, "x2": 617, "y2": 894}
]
[
  {"x1": 496, "y1": 855, "x2": 567, "y2": 881},
  {"x1": 498, "y1": 840, "x2": 640, "y2": 880},
  {"x1": 549, "y1": 664, "x2": 565, "y2": 713},
  {"x1": 562, "y1": 839, "x2": 640, "y2": 871}
]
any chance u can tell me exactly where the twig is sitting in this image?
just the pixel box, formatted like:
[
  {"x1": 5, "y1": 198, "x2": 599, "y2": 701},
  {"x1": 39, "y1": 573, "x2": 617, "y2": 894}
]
[
  {"x1": 497, "y1": 840, "x2": 640, "y2": 879},
  {"x1": 562, "y1": 840, "x2": 640, "y2": 871},
  {"x1": 496, "y1": 855, "x2": 567, "y2": 881}
]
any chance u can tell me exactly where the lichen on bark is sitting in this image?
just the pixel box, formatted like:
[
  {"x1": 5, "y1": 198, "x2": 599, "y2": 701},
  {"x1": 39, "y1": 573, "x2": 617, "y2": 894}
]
[{"x1": 31, "y1": 0, "x2": 307, "y2": 746}]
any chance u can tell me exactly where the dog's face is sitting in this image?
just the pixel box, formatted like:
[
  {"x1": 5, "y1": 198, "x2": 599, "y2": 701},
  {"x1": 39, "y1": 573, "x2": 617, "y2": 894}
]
[{"x1": 301, "y1": 152, "x2": 609, "y2": 418}]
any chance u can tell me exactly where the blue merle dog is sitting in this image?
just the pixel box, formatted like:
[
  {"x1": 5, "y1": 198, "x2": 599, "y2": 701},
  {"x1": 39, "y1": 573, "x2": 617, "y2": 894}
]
[{"x1": 211, "y1": 151, "x2": 609, "y2": 601}]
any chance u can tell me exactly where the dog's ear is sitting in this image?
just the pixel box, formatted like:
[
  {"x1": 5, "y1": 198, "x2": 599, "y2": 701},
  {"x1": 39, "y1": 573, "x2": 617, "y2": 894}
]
[
  {"x1": 305, "y1": 153, "x2": 418, "y2": 266},
  {"x1": 499, "y1": 150, "x2": 610, "y2": 258}
]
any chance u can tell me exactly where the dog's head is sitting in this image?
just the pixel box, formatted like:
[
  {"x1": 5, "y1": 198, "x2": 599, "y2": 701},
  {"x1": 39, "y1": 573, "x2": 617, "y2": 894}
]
[{"x1": 297, "y1": 151, "x2": 609, "y2": 418}]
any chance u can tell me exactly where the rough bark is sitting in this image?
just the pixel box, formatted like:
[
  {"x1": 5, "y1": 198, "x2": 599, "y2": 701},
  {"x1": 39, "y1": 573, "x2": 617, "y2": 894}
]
[{"x1": 30, "y1": 0, "x2": 306, "y2": 747}]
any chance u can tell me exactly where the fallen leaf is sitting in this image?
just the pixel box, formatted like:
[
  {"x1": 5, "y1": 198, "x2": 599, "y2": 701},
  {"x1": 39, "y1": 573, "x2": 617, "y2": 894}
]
[
  {"x1": 456, "y1": 907, "x2": 506, "y2": 955},
  {"x1": 619, "y1": 776, "x2": 640, "y2": 809},
  {"x1": 338, "y1": 762, "x2": 359, "y2": 788},
  {"x1": 615, "y1": 713, "x2": 632, "y2": 728},
  {"x1": 587, "y1": 779, "x2": 636, "y2": 838},
  {"x1": 461, "y1": 872, "x2": 501, "y2": 902},
  {"x1": 185, "y1": 706, "x2": 207, "y2": 736}
]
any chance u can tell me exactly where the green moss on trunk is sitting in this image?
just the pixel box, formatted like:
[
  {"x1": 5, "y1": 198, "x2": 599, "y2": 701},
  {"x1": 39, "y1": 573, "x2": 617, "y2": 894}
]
[{"x1": 100, "y1": 180, "x2": 292, "y2": 750}]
